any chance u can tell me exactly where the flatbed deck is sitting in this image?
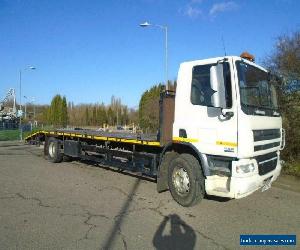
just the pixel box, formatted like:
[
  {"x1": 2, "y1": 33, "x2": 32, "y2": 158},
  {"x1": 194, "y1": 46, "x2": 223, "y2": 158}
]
[{"x1": 25, "y1": 129, "x2": 161, "y2": 147}]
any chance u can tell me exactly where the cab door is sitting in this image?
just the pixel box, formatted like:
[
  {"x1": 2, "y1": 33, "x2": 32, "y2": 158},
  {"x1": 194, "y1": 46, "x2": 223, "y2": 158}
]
[{"x1": 173, "y1": 59, "x2": 238, "y2": 157}]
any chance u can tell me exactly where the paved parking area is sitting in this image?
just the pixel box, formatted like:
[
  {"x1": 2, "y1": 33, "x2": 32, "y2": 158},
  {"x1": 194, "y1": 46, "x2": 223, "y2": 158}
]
[{"x1": 0, "y1": 141, "x2": 299, "y2": 249}]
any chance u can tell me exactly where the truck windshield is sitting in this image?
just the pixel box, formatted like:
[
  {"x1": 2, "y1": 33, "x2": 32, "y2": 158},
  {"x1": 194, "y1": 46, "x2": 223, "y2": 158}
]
[{"x1": 236, "y1": 61, "x2": 279, "y2": 116}]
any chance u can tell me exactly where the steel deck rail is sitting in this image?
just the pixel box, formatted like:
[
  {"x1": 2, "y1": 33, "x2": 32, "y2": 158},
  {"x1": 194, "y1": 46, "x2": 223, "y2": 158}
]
[{"x1": 25, "y1": 130, "x2": 161, "y2": 147}]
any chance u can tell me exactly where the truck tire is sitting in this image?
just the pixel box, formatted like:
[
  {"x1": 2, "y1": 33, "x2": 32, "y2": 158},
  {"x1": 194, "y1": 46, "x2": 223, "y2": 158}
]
[
  {"x1": 157, "y1": 151, "x2": 179, "y2": 192},
  {"x1": 47, "y1": 137, "x2": 63, "y2": 163},
  {"x1": 168, "y1": 153, "x2": 205, "y2": 207}
]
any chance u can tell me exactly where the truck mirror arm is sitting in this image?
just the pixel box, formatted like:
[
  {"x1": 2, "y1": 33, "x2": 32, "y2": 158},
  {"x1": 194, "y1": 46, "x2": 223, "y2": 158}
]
[{"x1": 221, "y1": 109, "x2": 234, "y2": 120}]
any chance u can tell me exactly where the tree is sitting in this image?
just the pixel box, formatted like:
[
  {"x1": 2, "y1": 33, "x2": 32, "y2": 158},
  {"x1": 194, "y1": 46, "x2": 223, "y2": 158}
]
[
  {"x1": 107, "y1": 106, "x2": 114, "y2": 125},
  {"x1": 61, "y1": 96, "x2": 68, "y2": 127},
  {"x1": 96, "y1": 103, "x2": 107, "y2": 127},
  {"x1": 264, "y1": 31, "x2": 300, "y2": 163},
  {"x1": 85, "y1": 106, "x2": 90, "y2": 126},
  {"x1": 138, "y1": 81, "x2": 177, "y2": 133},
  {"x1": 138, "y1": 84, "x2": 163, "y2": 133},
  {"x1": 49, "y1": 95, "x2": 62, "y2": 126},
  {"x1": 48, "y1": 94, "x2": 68, "y2": 127},
  {"x1": 47, "y1": 95, "x2": 137, "y2": 128},
  {"x1": 121, "y1": 106, "x2": 129, "y2": 125}
]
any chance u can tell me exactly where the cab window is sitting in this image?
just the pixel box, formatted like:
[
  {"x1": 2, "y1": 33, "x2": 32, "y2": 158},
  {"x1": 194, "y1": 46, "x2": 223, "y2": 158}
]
[{"x1": 191, "y1": 62, "x2": 232, "y2": 108}]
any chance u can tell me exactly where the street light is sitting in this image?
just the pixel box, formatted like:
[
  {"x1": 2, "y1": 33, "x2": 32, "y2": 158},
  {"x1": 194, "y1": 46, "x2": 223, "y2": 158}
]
[
  {"x1": 19, "y1": 66, "x2": 36, "y2": 141},
  {"x1": 139, "y1": 21, "x2": 169, "y2": 90}
]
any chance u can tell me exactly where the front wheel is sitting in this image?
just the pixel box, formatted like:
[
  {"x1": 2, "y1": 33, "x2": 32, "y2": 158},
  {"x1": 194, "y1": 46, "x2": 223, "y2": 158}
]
[{"x1": 168, "y1": 154, "x2": 205, "y2": 207}]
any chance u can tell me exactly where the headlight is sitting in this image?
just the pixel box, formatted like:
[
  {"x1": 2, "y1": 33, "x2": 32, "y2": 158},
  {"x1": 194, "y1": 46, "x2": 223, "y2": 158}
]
[{"x1": 236, "y1": 163, "x2": 255, "y2": 174}]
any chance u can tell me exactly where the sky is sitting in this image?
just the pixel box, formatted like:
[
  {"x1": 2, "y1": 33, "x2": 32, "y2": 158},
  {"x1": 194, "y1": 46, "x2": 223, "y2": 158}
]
[{"x1": 0, "y1": 0, "x2": 299, "y2": 108}]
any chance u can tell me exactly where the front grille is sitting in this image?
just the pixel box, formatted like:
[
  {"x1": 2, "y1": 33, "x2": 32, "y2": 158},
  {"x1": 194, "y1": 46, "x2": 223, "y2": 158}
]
[
  {"x1": 253, "y1": 129, "x2": 281, "y2": 142},
  {"x1": 254, "y1": 142, "x2": 280, "y2": 151},
  {"x1": 255, "y1": 152, "x2": 278, "y2": 175}
]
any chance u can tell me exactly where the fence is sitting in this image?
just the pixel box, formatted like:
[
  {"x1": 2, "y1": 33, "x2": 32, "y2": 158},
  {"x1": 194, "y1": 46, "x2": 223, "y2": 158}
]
[
  {"x1": 0, "y1": 119, "x2": 19, "y2": 130},
  {"x1": 0, "y1": 120, "x2": 36, "y2": 141}
]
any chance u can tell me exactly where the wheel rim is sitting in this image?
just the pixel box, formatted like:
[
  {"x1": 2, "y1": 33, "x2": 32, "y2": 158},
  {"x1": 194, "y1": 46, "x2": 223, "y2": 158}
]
[
  {"x1": 49, "y1": 142, "x2": 56, "y2": 158},
  {"x1": 172, "y1": 166, "x2": 190, "y2": 196}
]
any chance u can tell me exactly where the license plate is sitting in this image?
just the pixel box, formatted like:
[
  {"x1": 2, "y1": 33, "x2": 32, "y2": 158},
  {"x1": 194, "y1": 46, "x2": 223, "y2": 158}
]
[{"x1": 262, "y1": 177, "x2": 272, "y2": 192}]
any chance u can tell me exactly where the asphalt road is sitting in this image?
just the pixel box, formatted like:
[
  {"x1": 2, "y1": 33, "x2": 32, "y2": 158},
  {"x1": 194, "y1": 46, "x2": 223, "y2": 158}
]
[{"x1": 0, "y1": 141, "x2": 299, "y2": 249}]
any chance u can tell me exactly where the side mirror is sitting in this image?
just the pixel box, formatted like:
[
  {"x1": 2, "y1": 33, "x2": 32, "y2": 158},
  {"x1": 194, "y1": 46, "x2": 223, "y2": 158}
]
[{"x1": 210, "y1": 64, "x2": 227, "y2": 109}]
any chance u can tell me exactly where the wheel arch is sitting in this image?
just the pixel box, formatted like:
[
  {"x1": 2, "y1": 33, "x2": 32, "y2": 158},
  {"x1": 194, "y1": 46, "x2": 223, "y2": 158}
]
[
  {"x1": 160, "y1": 142, "x2": 209, "y2": 176},
  {"x1": 157, "y1": 141, "x2": 209, "y2": 193}
]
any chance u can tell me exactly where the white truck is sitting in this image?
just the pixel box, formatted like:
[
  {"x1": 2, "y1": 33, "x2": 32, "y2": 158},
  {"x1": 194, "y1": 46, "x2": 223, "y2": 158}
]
[{"x1": 26, "y1": 54, "x2": 284, "y2": 207}]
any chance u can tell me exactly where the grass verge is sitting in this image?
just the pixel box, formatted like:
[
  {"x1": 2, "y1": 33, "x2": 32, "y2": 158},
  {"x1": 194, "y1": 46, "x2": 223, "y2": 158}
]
[
  {"x1": 0, "y1": 129, "x2": 42, "y2": 141},
  {"x1": 0, "y1": 130, "x2": 20, "y2": 141},
  {"x1": 282, "y1": 161, "x2": 300, "y2": 177}
]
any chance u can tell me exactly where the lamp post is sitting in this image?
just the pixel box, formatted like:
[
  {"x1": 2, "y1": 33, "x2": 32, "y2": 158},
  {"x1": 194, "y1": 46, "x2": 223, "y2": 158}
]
[
  {"x1": 19, "y1": 66, "x2": 36, "y2": 141},
  {"x1": 140, "y1": 21, "x2": 169, "y2": 90}
]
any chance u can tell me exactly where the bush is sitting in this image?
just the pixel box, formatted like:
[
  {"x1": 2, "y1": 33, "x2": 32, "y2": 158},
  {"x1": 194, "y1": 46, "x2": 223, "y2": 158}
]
[{"x1": 264, "y1": 31, "x2": 300, "y2": 174}]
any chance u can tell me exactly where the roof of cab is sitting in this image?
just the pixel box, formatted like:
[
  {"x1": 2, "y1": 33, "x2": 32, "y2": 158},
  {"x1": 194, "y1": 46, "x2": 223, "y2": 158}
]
[{"x1": 179, "y1": 55, "x2": 267, "y2": 72}]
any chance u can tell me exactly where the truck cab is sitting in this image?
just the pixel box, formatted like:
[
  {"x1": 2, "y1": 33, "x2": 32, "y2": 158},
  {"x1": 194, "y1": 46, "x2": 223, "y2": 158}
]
[{"x1": 172, "y1": 56, "x2": 283, "y2": 199}]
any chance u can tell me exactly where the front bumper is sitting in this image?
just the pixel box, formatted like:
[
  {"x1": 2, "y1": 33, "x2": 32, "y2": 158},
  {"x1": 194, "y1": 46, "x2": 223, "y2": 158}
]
[{"x1": 205, "y1": 156, "x2": 282, "y2": 199}]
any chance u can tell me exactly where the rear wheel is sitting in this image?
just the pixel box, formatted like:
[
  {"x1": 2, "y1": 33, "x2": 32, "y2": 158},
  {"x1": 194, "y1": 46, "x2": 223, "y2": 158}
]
[
  {"x1": 168, "y1": 153, "x2": 204, "y2": 207},
  {"x1": 47, "y1": 137, "x2": 63, "y2": 163}
]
